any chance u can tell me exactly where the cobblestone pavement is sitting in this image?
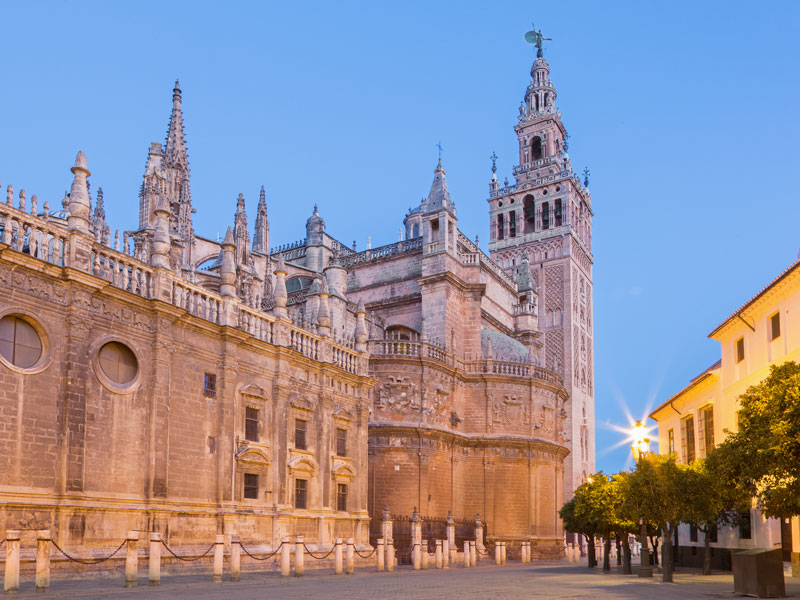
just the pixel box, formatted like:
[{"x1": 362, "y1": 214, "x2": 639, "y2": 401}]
[{"x1": 10, "y1": 561, "x2": 800, "y2": 599}]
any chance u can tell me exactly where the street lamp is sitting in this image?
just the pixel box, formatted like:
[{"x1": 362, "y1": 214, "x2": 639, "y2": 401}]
[{"x1": 631, "y1": 420, "x2": 653, "y2": 578}]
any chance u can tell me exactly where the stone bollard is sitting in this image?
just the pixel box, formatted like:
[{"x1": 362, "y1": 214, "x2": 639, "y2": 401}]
[
  {"x1": 35, "y1": 529, "x2": 51, "y2": 591},
  {"x1": 495, "y1": 542, "x2": 501, "y2": 565},
  {"x1": 443, "y1": 539, "x2": 449, "y2": 569},
  {"x1": 213, "y1": 534, "x2": 224, "y2": 583},
  {"x1": 294, "y1": 536, "x2": 304, "y2": 577},
  {"x1": 521, "y1": 542, "x2": 527, "y2": 564},
  {"x1": 387, "y1": 539, "x2": 395, "y2": 572},
  {"x1": 4, "y1": 530, "x2": 20, "y2": 593},
  {"x1": 346, "y1": 538, "x2": 355, "y2": 575},
  {"x1": 124, "y1": 531, "x2": 139, "y2": 588},
  {"x1": 230, "y1": 535, "x2": 241, "y2": 582},
  {"x1": 376, "y1": 538, "x2": 384, "y2": 572},
  {"x1": 413, "y1": 540, "x2": 421, "y2": 570},
  {"x1": 334, "y1": 538, "x2": 343, "y2": 575},
  {"x1": 421, "y1": 540, "x2": 429, "y2": 569},
  {"x1": 435, "y1": 540, "x2": 443, "y2": 569},
  {"x1": 148, "y1": 532, "x2": 161, "y2": 586},
  {"x1": 470, "y1": 541, "x2": 477, "y2": 566},
  {"x1": 463, "y1": 542, "x2": 470, "y2": 568},
  {"x1": 280, "y1": 537, "x2": 291, "y2": 577}
]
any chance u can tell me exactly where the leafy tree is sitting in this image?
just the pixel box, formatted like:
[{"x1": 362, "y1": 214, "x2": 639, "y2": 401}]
[
  {"x1": 619, "y1": 454, "x2": 693, "y2": 582},
  {"x1": 610, "y1": 472, "x2": 639, "y2": 575},
  {"x1": 713, "y1": 361, "x2": 800, "y2": 519},
  {"x1": 561, "y1": 474, "x2": 618, "y2": 569},
  {"x1": 560, "y1": 496, "x2": 598, "y2": 568}
]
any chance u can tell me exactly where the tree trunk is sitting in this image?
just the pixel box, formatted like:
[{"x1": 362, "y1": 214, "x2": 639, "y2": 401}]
[
  {"x1": 661, "y1": 527, "x2": 673, "y2": 583},
  {"x1": 603, "y1": 537, "x2": 611, "y2": 571},
  {"x1": 622, "y1": 536, "x2": 632, "y2": 575},
  {"x1": 703, "y1": 528, "x2": 712, "y2": 575},
  {"x1": 616, "y1": 537, "x2": 622, "y2": 566},
  {"x1": 586, "y1": 534, "x2": 596, "y2": 568}
]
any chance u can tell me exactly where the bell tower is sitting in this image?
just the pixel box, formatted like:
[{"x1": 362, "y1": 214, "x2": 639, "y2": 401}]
[{"x1": 488, "y1": 29, "x2": 595, "y2": 495}]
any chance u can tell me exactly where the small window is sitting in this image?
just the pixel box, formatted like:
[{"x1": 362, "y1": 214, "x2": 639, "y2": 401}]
[
  {"x1": 668, "y1": 429, "x2": 675, "y2": 454},
  {"x1": 770, "y1": 313, "x2": 781, "y2": 341},
  {"x1": 497, "y1": 213, "x2": 504, "y2": 241},
  {"x1": 243, "y1": 473, "x2": 259, "y2": 499},
  {"x1": 0, "y1": 315, "x2": 42, "y2": 368},
  {"x1": 203, "y1": 373, "x2": 216, "y2": 398},
  {"x1": 555, "y1": 199, "x2": 563, "y2": 227},
  {"x1": 531, "y1": 136, "x2": 543, "y2": 161},
  {"x1": 295, "y1": 478, "x2": 308, "y2": 509},
  {"x1": 689, "y1": 523, "x2": 698, "y2": 542},
  {"x1": 739, "y1": 509, "x2": 752, "y2": 539},
  {"x1": 98, "y1": 342, "x2": 138, "y2": 385},
  {"x1": 245, "y1": 407, "x2": 259, "y2": 442},
  {"x1": 542, "y1": 202, "x2": 550, "y2": 230},
  {"x1": 336, "y1": 428, "x2": 347, "y2": 457},
  {"x1": 337, "y1": 483, "x2": 348, "y2": 512},
  {"x1": 684, "y1": 415, "x2": 696, "y2": 463},
  {"x1": 736, "y1": 338, "x2": 745, "y2": 363},
  {"x1": 295, "y1": 419, "x2": 307, "y2": 450},
  {"x1": 509, "y1": 211, "x2": 517, "y2": 238}
]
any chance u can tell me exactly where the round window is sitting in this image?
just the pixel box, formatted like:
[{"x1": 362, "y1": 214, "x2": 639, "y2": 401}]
[
  {"x1": 0, "y1": 315, "x2": 42, "y2": 368},
  {"x1": 98, "y1": 342, "x2": 138, "y2": 385}
]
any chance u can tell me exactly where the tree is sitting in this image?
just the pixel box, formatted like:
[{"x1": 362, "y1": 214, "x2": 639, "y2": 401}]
[
  {"x1": 610, "y1": 472, "x2": 638, "y2": 575},
  {"x1": 560, "y1": 474, "x2": 617, "y2": 569},
  {"x1": 560, "y1": 496, "x2": 598, "y2": 568},
  {"x1": 619, "y1": 454, "x2": 693, "y2": 582},
  {"x1": 713, "y1": 361, "x2": 800, "y2": 519}
]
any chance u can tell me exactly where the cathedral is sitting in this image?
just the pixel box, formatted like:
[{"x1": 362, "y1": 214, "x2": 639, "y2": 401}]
[{"x1": 0, "y1": 41, "x2": 593, "y2": 560}]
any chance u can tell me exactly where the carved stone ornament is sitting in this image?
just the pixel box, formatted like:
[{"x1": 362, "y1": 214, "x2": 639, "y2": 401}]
[{"x1": 374, "y1": 376, "x2": 420, "y2": 415}]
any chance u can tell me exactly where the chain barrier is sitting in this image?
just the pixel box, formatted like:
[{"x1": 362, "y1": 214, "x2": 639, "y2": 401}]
[
  {"x1": 160, "y1": 540, "x2": 215, "y2": 562},
  {"x1": 50, "y1": 539, "x2": 126, "y2": 565},
  {"x1": 237, "y1": 540, "x2": 283, "y2": 561},
  {"x1": 303, "y1": 543, "x2": 336, "y2": 560},
  {"x1": 353, "y1": 546, "x2": 376, "y2": 559}
]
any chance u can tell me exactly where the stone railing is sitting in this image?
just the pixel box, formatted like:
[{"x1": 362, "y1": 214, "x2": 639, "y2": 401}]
[
  {"x1": 457, "y1": 232, "x2": 516, "y2": 290},
  {"x1": 0, "y1": 203, "x2": 67, "y2": 266},
  {"x1": 512, "y1": 302, "x2": 536, "y2": 315},
  {"x1": 172, "y1": 279, "x2": 223, "y2": 325},
  {"x1": 91, "y1": 244, "x2": 153, "y2": 298},
  {"x1": 334, "y1": 238, "x2": 422, "y2": 269},
  {"x1": 270, "y1": 238, "x2": 306, "y2": 254},
  {"x1": 238, "y1": 305, "x2": 274, "y2": 344}
]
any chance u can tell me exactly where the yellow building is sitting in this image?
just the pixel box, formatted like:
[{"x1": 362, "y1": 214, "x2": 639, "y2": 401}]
[{"x1": 650, "y1": 258, "x2": 800, "y2": 571}]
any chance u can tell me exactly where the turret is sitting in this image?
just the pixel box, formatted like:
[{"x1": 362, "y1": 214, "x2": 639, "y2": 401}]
[
  {"x1": 92, "y1": 187, "x2": 106, "y2": 241},
  {"x1": 233, "y1": 193, "x2": 250, "y2": 266},
  {"x1": 67, "y1": 151, "x2": 91, "y2": 233},
  {"x1": 315, "y1": 276, "x2": 331, "y2": 337},
  {"x1": 220, "y1": 227, "x2": 237, "y2": 297},
  {"x1": 305, "y1": 205, "x2": 325, "y2": 272},
  {"x1": 150, "y1": 194, "x2": 171, "y2": 269},
  {"x1": 272, "y1": 253, "x2": 288, "y2": 319},
  {"x1": 354, "y1": 297, "x2": 368, "y2": 352}
]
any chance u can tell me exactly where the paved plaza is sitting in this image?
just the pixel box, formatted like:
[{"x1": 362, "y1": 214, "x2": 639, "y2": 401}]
[{"x1": 9, "y1": 561, "x2": 800, "y2": 600}]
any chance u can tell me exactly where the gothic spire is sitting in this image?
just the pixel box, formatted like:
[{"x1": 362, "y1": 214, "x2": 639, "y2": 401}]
[
  {"x1": 165, "y1": 80, "x2": 188, "y2": 168},
  {"x1": 422, "y1": 158, "x2": 454, "y2": 214},
  {"x1": 233, "y1": 193, "x2": 250, "y2": 265},
  {"x1": 92, "y1": 186, "x2": 106, "y2": 239},
  {"x1": 253, "y1": 185, "x2": 270, "y2": 254}
]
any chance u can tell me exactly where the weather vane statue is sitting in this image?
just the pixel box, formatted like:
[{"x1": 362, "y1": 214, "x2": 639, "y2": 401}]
[{"x1": 524, "y1": 24, "x2": 551, "y2": 58}]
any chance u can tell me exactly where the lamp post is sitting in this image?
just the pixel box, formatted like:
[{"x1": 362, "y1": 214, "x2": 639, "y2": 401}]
[{"x1": 631, "y1": 420, "x2": 653, "y2": 578}]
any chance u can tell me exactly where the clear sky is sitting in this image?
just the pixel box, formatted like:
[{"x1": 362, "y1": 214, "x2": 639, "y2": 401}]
[{"x1": 1, "y1": 1, "x2": 798, "y2": 474}]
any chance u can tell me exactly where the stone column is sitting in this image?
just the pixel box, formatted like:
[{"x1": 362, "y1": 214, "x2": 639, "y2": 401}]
[
  {"x1": 148, "y1": 532, "x2": 161, "y2": 585},
  {"x1": 475, "y1": 514, "x2": 484, "y2": 552},
  {"x1": 230, "y1": 535, "x2": 240, "y2": 582},
  {"x1": 501, "y1": 541, "x2": 507, "y2": 564},
  {"x1": 412, "y1": 508, "x2": 421, "y2": 570},
  {"x1": 421, "y1": 540, "x2": 429, "y2": 569},
  {"x1": 280, "y1": 537, "x2": 291, "y2": 577},
  {"x1": 443, "y1": 539, "x2": 449, "y2": 568},
  {"x1": 376, "y1": 538, "x2": 384, "y2": 572},
  {"x1": 346, "y1": 538, "x2": 355, "y2": 574},
  {"x1": 35, "y1": 530, "x2": 51, "y2": 591},
  {"x1": 495, "y1": 543, "x2": 501, "y2": 565},
  {"x1": 470, "y1": 541, "x2": 477, "y2": 566},
  {"x1": 387, "y1": 540, "x2": 395, "y2": 572},
  {"x1": 294, "y1": 535, "x2": 304, "y2": 577},
  {"x1": 4, "y1": 530, "x2": 20, "y2": 593},
  {"x1": 213, "y1": 534, "x2": 224, "y2": 582},
  {"x1": 463, "y1": 542, "x2": 470, "y2": 568},
  {"x1": 435, "y1": 540, "x2": 443, "y2": 569},
  {"x1": 446, "y1": 511, "x2": 456, "y2": 564},
  {"x1": 334, "y1": 538, "x2": 343, "y2": 575},
  {"x1": 125, "y1": 531, "x2": 139, "y2": 587}
]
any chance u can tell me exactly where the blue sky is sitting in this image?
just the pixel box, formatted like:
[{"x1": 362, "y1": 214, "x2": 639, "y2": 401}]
[{"x1": 1, "y1": 1, "x2": 798, "y2": 473}]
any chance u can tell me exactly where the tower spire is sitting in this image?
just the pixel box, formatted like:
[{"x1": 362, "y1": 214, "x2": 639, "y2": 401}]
[
  {"x1": 422, "y1": 158, "x2": 453, "y2": 214},
  {"x1": 165, "y1": 80, "x2": 188, "y2": 167},
  {"x1": 253, "y1": 185, "x2": 270, "y2": 254}
]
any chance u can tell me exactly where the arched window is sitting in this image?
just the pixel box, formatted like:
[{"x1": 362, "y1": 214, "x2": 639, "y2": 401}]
[
  {"x1": 531, "y1": 137, "x2": 543, "y2": 161},
  {"x1": 522, "y1": 195, "x2": 535, "y2": 233},
  {"x1": 541, "y1": 202, "x2": 550, "y2": 230},
  {"x1": 411, "y1": 223, "x2": 420, "y2": 238},
  {"x1": 98, "y1": 342, "x2": 138, "y2": 385},
  {"x1": 497, "y1": 213, "x2": 504, "y2": 240},
  {"x1": 385, "y1": 325, "x2": 418, "y2": 341},
  {"x1": 555, "y1": 199, "x2": 563, "y2": 227},
  {"x1": 0, "y1": 315, "x2": 42, "y2": 368},
  {"x1": 286, "y1": 276, "x2": 313, "y2": 293}
]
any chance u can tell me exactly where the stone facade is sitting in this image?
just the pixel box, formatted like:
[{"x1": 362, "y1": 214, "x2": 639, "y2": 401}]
[
  {"x1": 0, "y1": 45, "x2": 587, "y2": 559},
  {"x1": 487, "y1": 50, "x2": 595, "y2": 494}
]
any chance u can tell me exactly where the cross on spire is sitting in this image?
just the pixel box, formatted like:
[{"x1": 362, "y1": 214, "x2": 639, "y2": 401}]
[
  {"x1": 490, "y1": 151, "x2": 498, "y2": 173},
  {"x1": 436, "y1": 141, "x2": 444, "y2": 161}
]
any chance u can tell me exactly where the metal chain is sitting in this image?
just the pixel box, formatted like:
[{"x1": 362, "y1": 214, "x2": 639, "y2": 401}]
[
  {"x1": 160, "y1": 540, "x2": 215, "y2": 562},
  {"x1": 50, "y1": 539, "x2": 126, "y2": 565},
  {"x1": 303, "y1": 543, "x2": 336, "y2": 560},
  {"x1": 237, "y1": 541, "x2": 283, "y2": 561},
  {"x1": 353, "y1": 546, "x2": 376, "y2": 559}
]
